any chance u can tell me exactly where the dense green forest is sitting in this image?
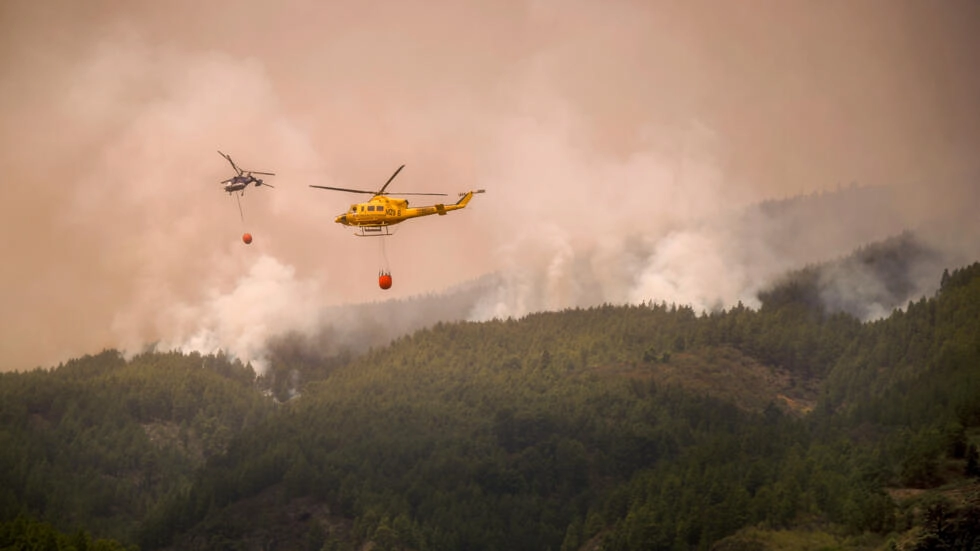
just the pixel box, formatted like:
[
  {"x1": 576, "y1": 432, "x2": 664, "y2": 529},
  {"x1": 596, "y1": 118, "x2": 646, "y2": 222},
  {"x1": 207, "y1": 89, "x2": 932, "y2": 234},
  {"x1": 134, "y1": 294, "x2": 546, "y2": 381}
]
[
  {"x1": 2, "y1": 245, "x2": 979, "y2": 550},
  {"x1": 0, "y1": 350, "x2": 270, "y2": 545}
]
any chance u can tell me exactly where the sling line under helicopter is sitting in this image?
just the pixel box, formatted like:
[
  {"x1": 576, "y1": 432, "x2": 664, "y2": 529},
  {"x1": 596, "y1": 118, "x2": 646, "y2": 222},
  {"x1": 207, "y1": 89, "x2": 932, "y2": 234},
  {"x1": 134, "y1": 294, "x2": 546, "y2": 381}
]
[
  {"x1": 235, "y1": 194, "x2": 254, "y2": 244},
  {"x1": 235, "y1": 193, "x2": 245, "y2": 222},
  {"x1": 378, "y1": 235, "x2": 393, "y2": 290}
]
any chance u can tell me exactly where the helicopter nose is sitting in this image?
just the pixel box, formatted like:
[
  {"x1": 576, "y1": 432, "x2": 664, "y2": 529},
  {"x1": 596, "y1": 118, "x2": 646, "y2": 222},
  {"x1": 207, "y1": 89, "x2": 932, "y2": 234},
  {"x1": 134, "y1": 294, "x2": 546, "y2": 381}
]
[{"x1": 335, "y1": 214, "x2": 348, "y2": 225}]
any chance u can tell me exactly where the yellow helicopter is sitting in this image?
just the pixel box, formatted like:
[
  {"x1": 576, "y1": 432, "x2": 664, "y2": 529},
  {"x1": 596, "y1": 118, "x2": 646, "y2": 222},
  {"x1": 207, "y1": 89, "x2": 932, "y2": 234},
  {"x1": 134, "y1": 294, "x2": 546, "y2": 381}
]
[{"x1": 310, "y1": 165, "x2": 485, "y2": 236}]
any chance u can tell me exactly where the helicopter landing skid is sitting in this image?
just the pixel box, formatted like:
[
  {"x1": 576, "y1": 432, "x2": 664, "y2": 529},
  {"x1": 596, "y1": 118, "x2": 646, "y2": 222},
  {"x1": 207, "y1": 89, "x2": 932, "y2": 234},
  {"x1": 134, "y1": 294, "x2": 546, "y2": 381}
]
[{"x1": 355, "y1": 225, "x2": 396, "y2": 237}]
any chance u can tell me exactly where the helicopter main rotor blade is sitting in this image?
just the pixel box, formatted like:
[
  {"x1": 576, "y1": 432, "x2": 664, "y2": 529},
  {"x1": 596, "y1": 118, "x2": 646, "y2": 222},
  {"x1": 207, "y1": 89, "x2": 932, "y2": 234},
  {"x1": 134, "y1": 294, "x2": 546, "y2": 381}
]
[
  {"x1": 377, "y1": 164, "x2": 406, "y2": 195},
  {"x1": 309, "y1": 185, "x2": 377, "y2": 194},
  {"x1": 218, "y1": 150, "x2": 243, "y2": 175},
  {"x1": 248, "y1": 171, "x2": 275, "y2": 176},
  {"x1": 308, "y1": 166, "x2": 444, "y2": 196}
]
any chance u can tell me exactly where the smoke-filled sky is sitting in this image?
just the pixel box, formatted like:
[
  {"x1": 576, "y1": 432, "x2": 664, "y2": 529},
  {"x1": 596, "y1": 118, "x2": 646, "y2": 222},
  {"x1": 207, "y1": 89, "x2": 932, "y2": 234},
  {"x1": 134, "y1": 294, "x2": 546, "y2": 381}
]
[{"x1": 2, "y1": 0, "x2": 979, "y2": 371}]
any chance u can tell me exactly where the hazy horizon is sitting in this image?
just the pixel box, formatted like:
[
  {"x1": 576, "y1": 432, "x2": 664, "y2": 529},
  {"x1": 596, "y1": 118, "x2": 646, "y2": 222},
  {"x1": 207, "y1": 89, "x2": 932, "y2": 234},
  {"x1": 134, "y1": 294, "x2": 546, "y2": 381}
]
[{"x1": 2, "y1": 0, "x2": 978, "y2": 371}]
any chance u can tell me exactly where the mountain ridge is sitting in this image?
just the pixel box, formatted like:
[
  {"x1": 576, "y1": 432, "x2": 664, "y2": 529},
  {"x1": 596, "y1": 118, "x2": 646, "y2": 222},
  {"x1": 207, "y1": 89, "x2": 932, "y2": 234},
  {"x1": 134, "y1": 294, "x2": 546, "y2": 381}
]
[{"x1": 3, "y1": 240, "x2": 979, "y2": 550}]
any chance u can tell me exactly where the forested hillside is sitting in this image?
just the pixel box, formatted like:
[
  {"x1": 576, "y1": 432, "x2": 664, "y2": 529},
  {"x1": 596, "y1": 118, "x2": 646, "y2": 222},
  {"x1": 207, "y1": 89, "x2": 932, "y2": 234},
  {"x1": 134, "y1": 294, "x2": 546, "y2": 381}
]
[
  {"x1": 148, "y1": 261, "x2": 980, "y2": 551},
  {"x1": 2, "y1": 256, "x2": 979, "y2": 550},
  {"x1": 0, "y1": 350, "x2": 271, "y2": 545}
]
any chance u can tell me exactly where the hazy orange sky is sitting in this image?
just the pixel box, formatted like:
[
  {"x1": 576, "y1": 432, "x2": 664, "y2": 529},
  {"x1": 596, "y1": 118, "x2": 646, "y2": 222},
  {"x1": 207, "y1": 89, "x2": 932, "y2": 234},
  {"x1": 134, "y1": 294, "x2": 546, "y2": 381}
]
[{"x1": 2, "y1": 0, "x2": 978, "y2": 371}]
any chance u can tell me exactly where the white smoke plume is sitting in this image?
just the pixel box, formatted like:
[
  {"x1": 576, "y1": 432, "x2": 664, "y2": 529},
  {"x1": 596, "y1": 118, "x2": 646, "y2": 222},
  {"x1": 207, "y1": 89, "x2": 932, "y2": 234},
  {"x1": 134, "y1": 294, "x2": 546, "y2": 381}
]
[{"x1": 153, "y1": 255, "x2": 325, "y2": 374}]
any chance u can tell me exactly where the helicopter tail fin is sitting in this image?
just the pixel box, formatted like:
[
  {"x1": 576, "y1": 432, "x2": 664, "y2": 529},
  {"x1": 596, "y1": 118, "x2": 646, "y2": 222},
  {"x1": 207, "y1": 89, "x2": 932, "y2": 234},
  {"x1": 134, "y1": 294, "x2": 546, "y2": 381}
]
[{"x1": 455, "y1": 189, "x2": 485, "y2": 207}]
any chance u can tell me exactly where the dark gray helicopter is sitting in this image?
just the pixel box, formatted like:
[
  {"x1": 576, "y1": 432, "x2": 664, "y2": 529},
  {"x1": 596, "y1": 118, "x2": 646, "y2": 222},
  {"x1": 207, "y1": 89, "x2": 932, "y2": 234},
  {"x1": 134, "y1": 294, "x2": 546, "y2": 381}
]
[{"x1": 218, "y1": 150, "x2": 275, "y2": 195}]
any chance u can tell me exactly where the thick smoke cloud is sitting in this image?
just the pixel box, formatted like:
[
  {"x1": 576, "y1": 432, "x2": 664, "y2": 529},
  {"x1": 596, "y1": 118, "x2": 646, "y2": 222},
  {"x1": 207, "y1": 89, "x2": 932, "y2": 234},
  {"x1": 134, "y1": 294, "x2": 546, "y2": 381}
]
[{"x1": 2, "y1": 0, "x2": 978, "y2": 371}]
